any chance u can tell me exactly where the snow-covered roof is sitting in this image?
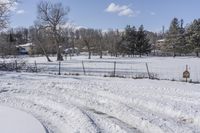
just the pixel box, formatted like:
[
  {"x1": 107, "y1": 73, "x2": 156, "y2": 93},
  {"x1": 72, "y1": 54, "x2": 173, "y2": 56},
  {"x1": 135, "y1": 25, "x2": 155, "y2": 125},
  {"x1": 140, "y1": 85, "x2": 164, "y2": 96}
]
[
  {"x1": 64, "y1": 47, "x2": 79, "y2": 51},
  {"x1": 157, "y1": 39, "x2": 165, "y2": 42},
  {"x1": 17, "y1": 43, "x2": 34, "y2": 48}
]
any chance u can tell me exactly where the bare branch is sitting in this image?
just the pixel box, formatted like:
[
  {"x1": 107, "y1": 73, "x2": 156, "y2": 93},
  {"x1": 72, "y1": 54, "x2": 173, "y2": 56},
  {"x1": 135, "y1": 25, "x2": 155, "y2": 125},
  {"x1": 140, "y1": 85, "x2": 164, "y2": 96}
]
[
  {"x1": 0, "y1": 0, "x2": 18, "y2": 30},
  {"x1": 36, "y1": 1, "x2": 70, "y2": 61}
]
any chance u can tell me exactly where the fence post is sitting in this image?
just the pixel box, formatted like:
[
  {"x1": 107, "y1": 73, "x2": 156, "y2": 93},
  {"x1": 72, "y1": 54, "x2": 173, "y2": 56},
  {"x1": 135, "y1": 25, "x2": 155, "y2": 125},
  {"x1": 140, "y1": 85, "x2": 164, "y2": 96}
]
[
  {"x1": 146, "y1": 63, "x2": 151, "y2": 79},
  {"x1": 58, "y1": 61, "x2": 61, "y2": 75},
  {"x1": 15, "y1": 60, "x2": 18, "y2": 72},
  {"x1": 35, "y1": 61, "x2": 37, "y2": 73},
  {"x1": 82, "y1": 61, "x2": 86, "y2": 75},
  {"x1": 113, "y1": 61, "x2": 116, "y2": 77}
]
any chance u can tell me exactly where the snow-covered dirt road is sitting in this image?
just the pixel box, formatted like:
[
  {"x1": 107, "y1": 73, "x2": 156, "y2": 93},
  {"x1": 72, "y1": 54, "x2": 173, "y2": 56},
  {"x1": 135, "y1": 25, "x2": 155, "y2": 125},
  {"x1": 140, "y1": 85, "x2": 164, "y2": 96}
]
[{"x1": 0, "y1": 72, "x2": 200, "y2": 133}]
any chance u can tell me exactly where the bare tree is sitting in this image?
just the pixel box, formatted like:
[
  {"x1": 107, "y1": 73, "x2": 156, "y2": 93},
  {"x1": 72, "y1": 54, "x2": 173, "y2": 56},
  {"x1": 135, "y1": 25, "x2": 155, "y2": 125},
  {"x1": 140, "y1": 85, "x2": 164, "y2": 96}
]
[
  {"x1": 0, "y1": 0, "x2": 17, "y2": 30},
  {"x1": 36, "y1": 1, "x2": 69, "y2": 61},
  {"x1": 104, "y1": 30, "x2": 122, "y2": 57},
  {"x1": 79, "y1": 28, "x2": 97, "y2": 59},
  {"x1": 94, "y1": 29, "x2": 103, "y2": 58}
]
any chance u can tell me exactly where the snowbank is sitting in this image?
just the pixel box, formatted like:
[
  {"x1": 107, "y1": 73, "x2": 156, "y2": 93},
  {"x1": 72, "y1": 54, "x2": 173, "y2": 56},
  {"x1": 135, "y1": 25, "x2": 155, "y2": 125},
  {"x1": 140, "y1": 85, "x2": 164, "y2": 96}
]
[{"x1": 0, "y1": 105, "x2": 46, "y2": 133}]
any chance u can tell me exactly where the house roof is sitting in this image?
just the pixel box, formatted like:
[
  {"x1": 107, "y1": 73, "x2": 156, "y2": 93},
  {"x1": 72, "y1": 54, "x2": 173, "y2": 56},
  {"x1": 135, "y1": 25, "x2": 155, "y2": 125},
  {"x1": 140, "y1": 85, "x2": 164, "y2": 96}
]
[{"x1": 16, "y1": 43, "x2": 34, "y2": 48}]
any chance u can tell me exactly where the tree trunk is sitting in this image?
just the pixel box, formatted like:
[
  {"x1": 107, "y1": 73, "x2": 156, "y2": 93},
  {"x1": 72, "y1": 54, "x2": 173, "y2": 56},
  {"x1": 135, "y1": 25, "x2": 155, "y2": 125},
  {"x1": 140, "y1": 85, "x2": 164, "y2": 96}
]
[
  {"x1": 87, "y1": 46, "x2": 91, "y2": 59},
  {"x1": 57, "y1": 46, "x2": 63, "y2": 61},
  {"x1": 53, "y1": 27, "x2": 63, "y2": 61},
  {"x1": 173, "y1": 51, "x2": 176, "y2": 58},
  {"x1": 36, "y1": 30, "x2": 52, "y2": 62},
  {"x1": 100, "y1": 51, "x2": 102, "y2": 59},
  {"x1": 85, "y1": 40, "x2": 91, "y2": 59},
  {"x1": 88, "y1": 50, "x2": 91, "y2": 59},
  {"x1": 38, "y1": 42, "x2": 52, "y2": 62},
  {"x1": 196, "y1": 52, "x2": 199, "y2": 57},
  {"x1": 42, "y1": 50, "x2": 51, "y2": 62},
  {"x1": 45, "y1": 54, "x2": 52, "y2": 62}
]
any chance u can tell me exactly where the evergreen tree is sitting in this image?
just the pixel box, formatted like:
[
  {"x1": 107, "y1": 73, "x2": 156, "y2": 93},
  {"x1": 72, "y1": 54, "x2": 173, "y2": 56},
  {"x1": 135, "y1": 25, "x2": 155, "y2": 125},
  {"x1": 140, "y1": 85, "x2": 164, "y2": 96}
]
[
  {"x1": 118, "y1": 35, "x2": 128, "y2": 56},
  {"x1": 187, "y1": 19, "x2": 200, "y2": 57},
  {"x1": 165, "y1": 18, "x2": 180, "y2": 57},
  {"x1": 135, "y1": 25, "x2": 151, "y2": 57},
  {"x1": 123, "y1": 25, "x2": 137, "y2": 56},
  {"x1": 176, "y1": 19, "x2": 189, "y2": 55}
]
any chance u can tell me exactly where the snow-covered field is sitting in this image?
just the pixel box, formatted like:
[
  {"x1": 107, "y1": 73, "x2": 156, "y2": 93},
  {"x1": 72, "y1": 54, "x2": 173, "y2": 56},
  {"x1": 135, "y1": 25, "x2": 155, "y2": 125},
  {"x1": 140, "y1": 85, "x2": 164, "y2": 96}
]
[
  {"x1": 6, "y1": 55, "x2": 199, "y2": 82},
  {"x1": 0, "y1": 71, "x2": 200, "y2": 133}
]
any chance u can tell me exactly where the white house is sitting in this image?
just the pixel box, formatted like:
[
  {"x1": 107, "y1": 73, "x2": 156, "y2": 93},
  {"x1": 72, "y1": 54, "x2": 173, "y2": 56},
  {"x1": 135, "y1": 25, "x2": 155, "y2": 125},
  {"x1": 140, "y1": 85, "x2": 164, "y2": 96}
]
[
  {"x1": 16, "y1": 43, "x2": 34, "y2": 55},
  {"x1": 64, "y1": 47, "x2": 79, "y2": 55},
  {"x1": 156, "y1": 39, "x2": 166, "y2": 50}
]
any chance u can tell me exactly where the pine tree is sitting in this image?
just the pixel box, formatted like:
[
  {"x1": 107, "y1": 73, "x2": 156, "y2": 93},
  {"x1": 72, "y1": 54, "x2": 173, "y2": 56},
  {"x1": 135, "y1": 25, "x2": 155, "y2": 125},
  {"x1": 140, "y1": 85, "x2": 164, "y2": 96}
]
[
  {"x1": 135, "y1": 25, "x2": 151, "y2": 57},
  {"x1": 187, "y1": 19, "x2": 200, "y2": 57},
  {"x1": 123, "y1": 25, "x2": 137, "y2": 56},
  {"x1": 165, "y1": 18, "x2": 180, "y2": 57},
  {"x1": 176, "y1": 19, "x2": 189, "y2": 55}
]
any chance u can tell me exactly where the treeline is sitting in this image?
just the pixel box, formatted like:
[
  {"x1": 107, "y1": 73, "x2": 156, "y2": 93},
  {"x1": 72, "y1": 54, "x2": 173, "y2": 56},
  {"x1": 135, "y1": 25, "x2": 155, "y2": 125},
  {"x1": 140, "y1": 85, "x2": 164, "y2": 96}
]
[
  {"x1": 0, "y1": 25, "x2": 153, "y2": 59},
  {"x1": 1, "y1": 1, "x2": 200, "y2": 61},
  {"x1": 0, "y1": 0, "x2": 155, "y2": 61}
]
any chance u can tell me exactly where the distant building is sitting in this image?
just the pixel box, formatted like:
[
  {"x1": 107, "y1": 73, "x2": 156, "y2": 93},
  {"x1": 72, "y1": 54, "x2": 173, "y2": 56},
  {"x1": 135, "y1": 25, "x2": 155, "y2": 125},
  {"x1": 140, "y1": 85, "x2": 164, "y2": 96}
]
[
  {"x1": 64, "y1": 47, "x2": 80, "y2": 55},
  {"x1": 156, "y1": 39, "x2": 166, "y2": 50},
  {"x1": 16, "y1": 43, "x2": 34, "y2": 55}
]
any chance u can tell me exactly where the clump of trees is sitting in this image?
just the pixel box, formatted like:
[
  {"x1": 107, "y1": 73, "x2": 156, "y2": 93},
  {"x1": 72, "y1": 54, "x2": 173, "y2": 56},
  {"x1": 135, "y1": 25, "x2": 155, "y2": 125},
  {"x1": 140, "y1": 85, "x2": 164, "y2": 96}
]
[
  {"x1": 187, "y1": 19, "x2": 200, "y2": 57},
  {"x1": 163, "y1": 18, "x2": 200, "y2": 57},
  {"x1": 120, "y1": 25, "x2": 151, "y2": 57}
]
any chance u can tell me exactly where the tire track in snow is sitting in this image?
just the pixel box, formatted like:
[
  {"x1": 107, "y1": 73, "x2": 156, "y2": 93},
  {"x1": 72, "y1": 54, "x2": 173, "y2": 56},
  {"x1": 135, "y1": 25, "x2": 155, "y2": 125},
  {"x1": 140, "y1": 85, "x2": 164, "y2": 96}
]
[
  {"x1": 65, "y1": 79, "x2": 200, "y2": 132},
  {"x1": 57, "y1": 81, "x2": 200, "y2": 133},
  {"x1": 85, "y1": 108, "x2": 141, "y2": 133},
  {"x1": 95, "y1": 91, "x2": 198, "y2": 133},
  {"x1": 97, "y1": 86, "x2": 200, "y2": 130},
  {"x1": 24, "y1": 79, "x2": 198, "y2": 133},
  {"x1": 8, "y1": 86, "x2": 138, "y2": 133},
  {"x1": 0, "y1": 89, "x2": 100, "y2": 133},
  {"x1": 53, "y1": 88, "x2": 167, "y2": 133},
  {"x1": 0, "y1": 80, "x2": 143, "y2": 133}
]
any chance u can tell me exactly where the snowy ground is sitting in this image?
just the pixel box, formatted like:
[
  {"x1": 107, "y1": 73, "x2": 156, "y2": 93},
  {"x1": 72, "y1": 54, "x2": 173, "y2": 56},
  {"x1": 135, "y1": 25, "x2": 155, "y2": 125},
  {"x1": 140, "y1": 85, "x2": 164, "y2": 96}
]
[
  {"x1": 0, "y1": 71, "x2": 200, "y2": 133},
  {"x1": 1, "y1": 55, "x2": 200, "y2": 82},
  {"x1": 0, "y1": 105, "x2": 46, "y2": 133}
]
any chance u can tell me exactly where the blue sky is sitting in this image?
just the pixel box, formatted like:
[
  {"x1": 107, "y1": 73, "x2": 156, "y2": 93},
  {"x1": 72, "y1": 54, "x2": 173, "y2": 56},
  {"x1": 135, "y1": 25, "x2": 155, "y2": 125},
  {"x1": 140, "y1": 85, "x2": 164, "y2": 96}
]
[{"x1": 10, "y1": 0, "x2": 200, "y2": 32}]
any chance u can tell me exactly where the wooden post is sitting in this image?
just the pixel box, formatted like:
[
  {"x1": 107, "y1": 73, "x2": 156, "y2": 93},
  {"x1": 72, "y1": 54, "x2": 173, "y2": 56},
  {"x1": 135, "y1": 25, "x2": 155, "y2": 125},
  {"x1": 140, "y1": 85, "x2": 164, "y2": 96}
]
[
  {"x1": 58, "y1": 61, "x2": 61, "y2": 75},
  {"x1": 35, "y1": 61, "x2": 37, "y2": 73},
  {"x1": 186, "y1": 65, "x2": 188, "y2": 82},
  {"x1": 113, "y1": 61, "x2": 116, "y2": 77},
  {"x1": 15, "y1": 60, "x2": 18, "y2": 72},
  {"x1": 146, "y1": 63, "x2": 151, "y2": 79},
  {"x1": 82, "y1": 61, "x2": 86, "y2": 75}
]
